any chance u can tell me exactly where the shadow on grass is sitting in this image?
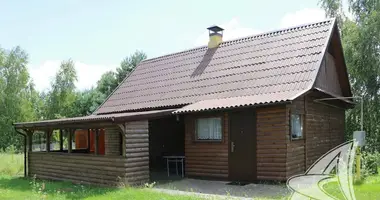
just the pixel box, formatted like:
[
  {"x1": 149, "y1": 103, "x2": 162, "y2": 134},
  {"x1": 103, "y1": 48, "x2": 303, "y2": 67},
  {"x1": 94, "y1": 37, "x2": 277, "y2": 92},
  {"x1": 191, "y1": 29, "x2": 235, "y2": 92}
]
[{"x1": 0, "y1": 176, "x2": 118, "y2": 199}]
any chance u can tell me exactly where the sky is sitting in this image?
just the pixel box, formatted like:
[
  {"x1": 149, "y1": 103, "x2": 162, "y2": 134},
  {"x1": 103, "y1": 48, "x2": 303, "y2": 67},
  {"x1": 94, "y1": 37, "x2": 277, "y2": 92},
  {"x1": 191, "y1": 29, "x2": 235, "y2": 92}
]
[{"x1": 0, "y1": 0, "x2": 328, "y2": 91}]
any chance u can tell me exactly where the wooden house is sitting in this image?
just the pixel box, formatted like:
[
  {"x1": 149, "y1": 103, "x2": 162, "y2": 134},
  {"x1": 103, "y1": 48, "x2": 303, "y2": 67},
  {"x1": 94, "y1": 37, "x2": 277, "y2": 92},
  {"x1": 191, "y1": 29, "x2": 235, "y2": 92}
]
[{"x1": 14, "y1": 18, "x2": 353, "y2": 186}]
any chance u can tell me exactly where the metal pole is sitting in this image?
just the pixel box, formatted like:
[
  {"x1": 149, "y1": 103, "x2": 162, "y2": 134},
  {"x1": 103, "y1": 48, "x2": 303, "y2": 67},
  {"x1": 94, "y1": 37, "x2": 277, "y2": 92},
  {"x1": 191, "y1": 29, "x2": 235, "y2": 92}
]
[{"x1": 360, "y1": 97, "x2": 363, "y2": 131}]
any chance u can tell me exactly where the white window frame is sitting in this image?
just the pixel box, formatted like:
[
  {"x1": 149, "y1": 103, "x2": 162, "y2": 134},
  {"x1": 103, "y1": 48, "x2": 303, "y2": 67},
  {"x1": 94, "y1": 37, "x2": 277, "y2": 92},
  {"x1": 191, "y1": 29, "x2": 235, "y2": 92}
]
[
  {"x1": 291, "y1": 114, "x2": 303, "y2": 140},
  {"x1": 195, "y1": 117, "x2": 223, "y2": 141}
]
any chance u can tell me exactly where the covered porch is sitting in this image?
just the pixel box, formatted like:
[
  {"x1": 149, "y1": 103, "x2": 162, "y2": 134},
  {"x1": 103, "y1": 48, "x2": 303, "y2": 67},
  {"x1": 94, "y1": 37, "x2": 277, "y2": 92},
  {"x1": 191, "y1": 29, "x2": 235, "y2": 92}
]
[{"x1": 13, "y1": 109, "x2": 184, "y2": 186}]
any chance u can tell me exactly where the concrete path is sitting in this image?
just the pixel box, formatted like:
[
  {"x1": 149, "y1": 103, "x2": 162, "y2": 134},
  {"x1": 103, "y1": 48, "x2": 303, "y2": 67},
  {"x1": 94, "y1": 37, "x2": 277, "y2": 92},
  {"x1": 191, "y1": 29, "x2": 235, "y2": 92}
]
[{"x1": 154, "y1": 178, "x2": 289, "y2": 199}]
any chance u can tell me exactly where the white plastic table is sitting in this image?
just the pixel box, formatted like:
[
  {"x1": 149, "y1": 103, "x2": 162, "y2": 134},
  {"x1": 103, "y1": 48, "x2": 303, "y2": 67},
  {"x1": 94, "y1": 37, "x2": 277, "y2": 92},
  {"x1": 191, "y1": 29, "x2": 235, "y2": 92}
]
[{"x1": 163, "y1": 156, "x2": 185, "y2": 177}]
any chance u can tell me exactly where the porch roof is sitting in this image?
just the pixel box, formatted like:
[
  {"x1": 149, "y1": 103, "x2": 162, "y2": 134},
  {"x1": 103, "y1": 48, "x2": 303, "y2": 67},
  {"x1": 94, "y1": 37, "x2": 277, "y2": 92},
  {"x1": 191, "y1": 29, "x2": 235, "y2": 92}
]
[
  {"x1": 13, "y1": 109, "x2": 175, "y2": 129},
  {"x1": 172, "y1": 91, "x2": 302, "y2": 114}
]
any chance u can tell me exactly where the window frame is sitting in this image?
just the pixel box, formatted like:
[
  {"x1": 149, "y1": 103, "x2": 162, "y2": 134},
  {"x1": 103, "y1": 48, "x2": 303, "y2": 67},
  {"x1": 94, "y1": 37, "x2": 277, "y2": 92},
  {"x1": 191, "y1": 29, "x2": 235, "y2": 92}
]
[
  {"x1": 194, "y1": 115, "x2": 224, "y2": 142},
  {"x1": 290, "y1": 113, "x2": 304, "y2": 140}
]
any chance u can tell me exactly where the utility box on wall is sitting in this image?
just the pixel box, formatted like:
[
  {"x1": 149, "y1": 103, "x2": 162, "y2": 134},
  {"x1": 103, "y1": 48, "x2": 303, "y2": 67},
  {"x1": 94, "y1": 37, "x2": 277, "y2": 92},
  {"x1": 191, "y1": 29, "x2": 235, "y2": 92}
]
[{"x1": 353, "y1": 131, "x2": 366, "y2": 147}]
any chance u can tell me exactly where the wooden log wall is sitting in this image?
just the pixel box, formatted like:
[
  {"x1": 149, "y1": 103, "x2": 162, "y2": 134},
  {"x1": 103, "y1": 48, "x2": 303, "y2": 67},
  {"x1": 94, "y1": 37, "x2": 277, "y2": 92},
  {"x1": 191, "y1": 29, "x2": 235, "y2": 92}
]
[
  {"x1": 124, "y1": 120, "x2": 149, "y2": 185},
  {"x1": 105, "y1": 127, "x2": 121, "y2": 156},
  {"x1": 256, "y1": 106, "x2": 288, "y2": 181},
  {"x1": 286, "y1": 97, "x2": 306, "y2": 178},
  {"x1": 285, "y1": 92, "x2": 346, "y2": 179},
  {"x1": 304, "y1": 93, "x2": 345, "y2": 168},
  {"x1": 28, "y1": 152, "x2": 128, "y2": 186},
  {"x1": 184, "y1": 112, "x2": 229, "y2": 179}
]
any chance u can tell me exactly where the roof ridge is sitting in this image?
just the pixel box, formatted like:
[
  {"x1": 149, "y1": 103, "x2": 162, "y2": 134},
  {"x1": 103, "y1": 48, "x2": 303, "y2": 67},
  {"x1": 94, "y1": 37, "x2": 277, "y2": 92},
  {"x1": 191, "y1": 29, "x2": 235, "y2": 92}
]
[{"x1": 140, "y1": 18, "x2": 334, "y2": 64}]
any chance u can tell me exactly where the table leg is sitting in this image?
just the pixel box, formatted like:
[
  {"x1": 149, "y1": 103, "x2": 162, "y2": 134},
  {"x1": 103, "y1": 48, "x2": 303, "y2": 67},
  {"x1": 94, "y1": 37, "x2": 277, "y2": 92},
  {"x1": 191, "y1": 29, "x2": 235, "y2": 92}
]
[
  {"x1": 167, "y1": 158, "x2": 169, "y2": 177},
  {"x1": 181, "y1": 159, "x2": 184, "y2": 178},
  {"x1": 176, "y1": 160, "x2": 178, "y2": 175}
]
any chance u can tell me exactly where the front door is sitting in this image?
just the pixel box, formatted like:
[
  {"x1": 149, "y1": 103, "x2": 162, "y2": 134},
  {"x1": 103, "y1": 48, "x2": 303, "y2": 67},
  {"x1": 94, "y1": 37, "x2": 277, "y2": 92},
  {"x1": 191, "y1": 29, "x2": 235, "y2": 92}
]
[{"x1": 229, "y1": 109, "x2": 256, "y2": 182}]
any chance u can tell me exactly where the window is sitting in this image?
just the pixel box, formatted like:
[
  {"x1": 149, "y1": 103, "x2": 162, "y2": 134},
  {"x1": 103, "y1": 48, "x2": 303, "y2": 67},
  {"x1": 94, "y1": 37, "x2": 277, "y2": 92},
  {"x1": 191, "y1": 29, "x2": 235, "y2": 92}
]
[
  {"x1": 196, "y1": 117, "x2": 222, "y2": 141},
  {"x1": 291, "y1": 114, "x2": 303, "y2": 139},
  {"x1": 31, "y1": 131, "x2": 46, "y2": 152},
  {"x1": 49, "y1": 129, "x2": 61, "y2": 151}
]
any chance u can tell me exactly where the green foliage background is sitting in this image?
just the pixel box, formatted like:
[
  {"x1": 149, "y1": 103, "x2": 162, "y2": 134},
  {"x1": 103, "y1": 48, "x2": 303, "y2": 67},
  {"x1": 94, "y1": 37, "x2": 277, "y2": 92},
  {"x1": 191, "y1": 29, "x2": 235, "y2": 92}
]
[
  {"x1": 0, "y1": 48, "x2": 146, "y2": 150},
  {"x1": 320, "y1": 0, "x2": 380, "y2": 152}
]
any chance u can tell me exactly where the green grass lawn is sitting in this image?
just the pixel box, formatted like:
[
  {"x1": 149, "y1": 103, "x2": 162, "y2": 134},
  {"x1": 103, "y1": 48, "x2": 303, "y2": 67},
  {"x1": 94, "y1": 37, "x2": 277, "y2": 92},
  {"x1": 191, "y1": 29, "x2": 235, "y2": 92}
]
[
  {"x1": 0, "y1": 153, "x2": 204, "y2": 200},
  {"x1": 0, "y1": 153, "x2": 24, "y2": 176},
  {"x1": 0, "y1": 175, "x2": 204, "y2": 200},
  {"x1": 0, "y1": 153, "x2": 379, "y2": 199},
  {"x1": 322, "y1": 171, "x2": 380, "y2": 200}
]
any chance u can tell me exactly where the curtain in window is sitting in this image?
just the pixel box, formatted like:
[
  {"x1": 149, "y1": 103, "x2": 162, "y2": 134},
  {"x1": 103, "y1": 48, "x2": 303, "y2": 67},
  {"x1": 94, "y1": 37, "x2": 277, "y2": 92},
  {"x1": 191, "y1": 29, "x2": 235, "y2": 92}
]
[
  {"x1": 291, "y1": 114, "x2": 302, "y2": 138},
  {"x1": 197, "y1": 117, "x2": 222, "y2": 140}
]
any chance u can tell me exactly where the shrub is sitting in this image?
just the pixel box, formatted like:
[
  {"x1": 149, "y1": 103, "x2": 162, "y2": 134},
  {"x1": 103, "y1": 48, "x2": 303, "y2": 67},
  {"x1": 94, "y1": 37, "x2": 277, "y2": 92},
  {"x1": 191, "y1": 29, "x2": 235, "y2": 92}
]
[{"x1": 361, "y1": 151, "x2": 380, "y2": 177}]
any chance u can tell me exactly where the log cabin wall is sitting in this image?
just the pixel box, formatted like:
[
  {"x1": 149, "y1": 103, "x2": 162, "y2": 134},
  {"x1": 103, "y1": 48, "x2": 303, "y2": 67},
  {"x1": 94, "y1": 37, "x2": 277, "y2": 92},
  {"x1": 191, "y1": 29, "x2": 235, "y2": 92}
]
[
  {"x1": 285, "y1": 93, "x2": 346, "y2": 179},
  {"x1": 124, "y1": 120, "x2": 150, "y2": 185},
  {"x1": 105, "y1": 126, "x2": 121, "y2": 156},
  {"x1": 256, "y1": 106, "x2": 288, "y2": 181},
  {"x1": 184, "y1": 112, "x2": 229, "y2": 179},
  {"x1": 28, "y1": 152, "x2": 128, "y2": 186},
  {"x1": 304, "y1": 93, "x2": 345, "y2": 168},
  {"x1": 286, "y1": 97, "x2": 306, "y2": 178}
]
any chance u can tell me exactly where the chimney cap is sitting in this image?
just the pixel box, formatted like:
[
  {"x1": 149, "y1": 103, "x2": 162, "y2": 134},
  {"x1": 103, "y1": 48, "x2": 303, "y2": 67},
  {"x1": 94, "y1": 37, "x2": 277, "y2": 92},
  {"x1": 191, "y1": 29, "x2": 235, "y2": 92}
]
[{"x1": 207, "y1": 25, "x2": 224, "y2": 33}]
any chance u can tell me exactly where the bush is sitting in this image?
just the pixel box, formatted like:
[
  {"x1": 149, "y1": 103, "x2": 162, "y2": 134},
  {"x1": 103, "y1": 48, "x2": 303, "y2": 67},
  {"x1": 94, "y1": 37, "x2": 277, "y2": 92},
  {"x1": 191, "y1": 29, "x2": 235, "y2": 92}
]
[{"x1": 361, "y1": 151, "x2": 380, "y2": 177}]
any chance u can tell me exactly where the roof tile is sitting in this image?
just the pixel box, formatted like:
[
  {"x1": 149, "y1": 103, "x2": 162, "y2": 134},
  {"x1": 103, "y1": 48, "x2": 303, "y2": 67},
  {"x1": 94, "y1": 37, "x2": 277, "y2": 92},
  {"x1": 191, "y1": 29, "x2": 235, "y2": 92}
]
[{"x1": 95, "y1": 19, "x2": 334, "y2": 114}]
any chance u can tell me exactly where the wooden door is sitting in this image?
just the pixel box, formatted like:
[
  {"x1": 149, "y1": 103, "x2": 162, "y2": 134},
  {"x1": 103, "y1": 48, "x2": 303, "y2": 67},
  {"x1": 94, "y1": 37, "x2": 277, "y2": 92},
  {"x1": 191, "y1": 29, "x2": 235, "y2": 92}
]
[{"x1": 229, "y1": 109, "x2": 256, "y2": 181}]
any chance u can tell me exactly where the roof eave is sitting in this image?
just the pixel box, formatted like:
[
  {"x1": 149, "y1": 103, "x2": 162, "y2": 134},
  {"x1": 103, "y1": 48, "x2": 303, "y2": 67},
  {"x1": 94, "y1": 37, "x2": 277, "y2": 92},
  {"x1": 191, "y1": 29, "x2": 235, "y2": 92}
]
[
  {"x1": 13, "y1": 109, "x2": 175, "y2": 130},
  {"x1": 173, "y1": 100, "x2": 293, "y2": 115}
]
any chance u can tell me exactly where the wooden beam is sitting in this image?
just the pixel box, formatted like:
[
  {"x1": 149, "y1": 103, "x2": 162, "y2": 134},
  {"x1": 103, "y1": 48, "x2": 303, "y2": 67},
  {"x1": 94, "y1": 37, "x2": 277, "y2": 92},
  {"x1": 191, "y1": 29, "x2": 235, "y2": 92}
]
[
  {"x1": 121, "y1": 132, "x2": 126, "y2": 157},
  {"x1": 116, "y1": 124, "x2": 126, "y2": 157},
  {"x1": 95, "y1": 129, "x2": 99, "y2": 155},
  {"x1": 116, "y1": 124, "x2": 125, "y2": 133},
  {"x1": 25, "y1": 129, "x2": 33, "y2": 152},
  {"x1": 68, "y1": 129, "x2": 72, "y2": 153},
  {"x1": 59, "y1": 129, "x2": 64, "y2": 151}
]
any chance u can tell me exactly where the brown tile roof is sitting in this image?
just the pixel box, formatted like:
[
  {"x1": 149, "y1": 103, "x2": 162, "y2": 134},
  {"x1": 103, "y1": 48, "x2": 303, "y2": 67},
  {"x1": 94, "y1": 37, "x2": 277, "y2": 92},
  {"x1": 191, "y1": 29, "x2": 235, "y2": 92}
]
[
  {"x1": 173, "y1": 91, "x2": 302, "y2": 114},
  {"x1": 14, "y1": 109, "x2": 175, "y2": 128},
  {"x1": 95, "y1": 19, "x2": 336, "y2": 114}
]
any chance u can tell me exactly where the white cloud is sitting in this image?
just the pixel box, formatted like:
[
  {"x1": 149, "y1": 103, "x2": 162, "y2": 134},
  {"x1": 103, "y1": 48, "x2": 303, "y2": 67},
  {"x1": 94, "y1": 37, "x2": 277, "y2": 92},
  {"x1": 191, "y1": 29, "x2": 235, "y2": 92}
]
[
  {"x1": 28, "y1": 60, "x2": 117, "y2": 91},
  {"x1": 280, "y1": 8, "x2": 326, "y2": 28},
  {"x1": 194, "y1": 17, "x2": 260, "y2": 46}
]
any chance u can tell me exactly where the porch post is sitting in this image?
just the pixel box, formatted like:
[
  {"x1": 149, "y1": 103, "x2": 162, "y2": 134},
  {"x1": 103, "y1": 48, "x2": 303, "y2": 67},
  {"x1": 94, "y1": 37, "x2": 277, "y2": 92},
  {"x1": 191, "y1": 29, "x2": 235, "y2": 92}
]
[
  {"x1": 121, "y1": 132, "x2": 126, "y2": 157},
  {"x1": 27, "y1": 130, "x2": 33, "y2": 152},
  {"x1": 94, "y1": 128, "x2": 99, "y2": 155},
  {"x1": 59, "y1": 129, "x2": 63, "y2": 151},
  {"x1": 116, "y1": 124, "x2": 126, "y2": 157},
  {"x1": 68, "y1": 129, "x2": 72, "y2": 153},
  {"x1": 46, "y1": 129, "x2": 50, "y2": 152}
]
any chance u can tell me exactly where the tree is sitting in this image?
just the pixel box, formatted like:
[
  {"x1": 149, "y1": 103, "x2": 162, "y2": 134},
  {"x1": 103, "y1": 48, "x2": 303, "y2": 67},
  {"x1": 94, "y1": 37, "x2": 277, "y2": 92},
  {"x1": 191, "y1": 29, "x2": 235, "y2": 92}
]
[
  {"x1": 0, "y1": 46, "x2": 38, "y2": 149},
  {"x1": 72, "y1": 88, "x2": 106, "y2": 116},
  {"x1": 116, "y1": 51, "x2": 147, "y2": 84},
  {"x1": 97, "y1": 71, "x2": 117, "y2": 97},
  {"x1": 45, "y1": 59, "x2": 78, "y2": 119},
  {"x1": 320, "y1": 0, "x2": 380, "y2": 151}
]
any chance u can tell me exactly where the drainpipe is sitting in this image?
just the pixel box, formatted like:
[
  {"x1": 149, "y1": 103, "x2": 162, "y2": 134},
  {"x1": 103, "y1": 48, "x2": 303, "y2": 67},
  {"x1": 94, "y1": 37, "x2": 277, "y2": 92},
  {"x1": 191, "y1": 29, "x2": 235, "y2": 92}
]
[{"x1": 14, "y1": 128, "x2": 27, "y2": 177}]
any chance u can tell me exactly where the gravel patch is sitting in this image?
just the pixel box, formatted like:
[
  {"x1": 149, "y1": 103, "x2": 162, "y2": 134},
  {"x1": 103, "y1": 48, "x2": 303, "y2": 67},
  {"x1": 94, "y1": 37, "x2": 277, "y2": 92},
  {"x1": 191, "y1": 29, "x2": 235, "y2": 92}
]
[{"x1": 154, "y1": 178, "x2": 289, "y2": 199}]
